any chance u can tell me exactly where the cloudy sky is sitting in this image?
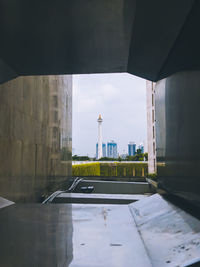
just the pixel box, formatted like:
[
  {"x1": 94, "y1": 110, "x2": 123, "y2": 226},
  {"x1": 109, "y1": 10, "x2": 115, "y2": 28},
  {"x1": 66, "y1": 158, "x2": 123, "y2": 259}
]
[{"x1": 72, "y1": 73, "x2": 146, "y2": 157}]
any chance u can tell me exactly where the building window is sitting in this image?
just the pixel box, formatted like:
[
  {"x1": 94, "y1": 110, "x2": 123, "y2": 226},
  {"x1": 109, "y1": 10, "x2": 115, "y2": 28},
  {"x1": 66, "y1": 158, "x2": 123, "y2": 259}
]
[
  {"x1": 54, "y1": 111, "x2": 58, "y2": 123},
  {"x1": 53, "y1": 95, "x2": 58, "y2": 108},
  {"x1": 53, "y1": 80, "x2": 58, "y2": 91},
  {"x1": 52, "y1": 140, "x2": 57, "y2": 151},
  {"x1": 66, "y1": 95, "x2": 68, "y2": 108},
  {"x1": 152, "y1": 109, "x2": 154, "y2": 123},
  {"x1": 152, "y1": 93, "x2": 154, "y2": 106},
  {"x1": 53, "y1": 127, "x2": 58, "y2": 138},
  {"x1": 153, "y1": 125, "x2": 155, "y2": 139},
  {"x1": 153, "y1": 142, "x2": 155, "y2": 155}
]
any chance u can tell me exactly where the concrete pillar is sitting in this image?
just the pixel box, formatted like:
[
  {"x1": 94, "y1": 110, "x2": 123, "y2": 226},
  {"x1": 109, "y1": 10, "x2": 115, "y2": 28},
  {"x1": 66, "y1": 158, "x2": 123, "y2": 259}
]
[
  {"x1": 155, "y1": 70, "x2": 200, "y2": 208},
  {"x1": 0, "y1": 75, "x2": 72, "y2": 202}
]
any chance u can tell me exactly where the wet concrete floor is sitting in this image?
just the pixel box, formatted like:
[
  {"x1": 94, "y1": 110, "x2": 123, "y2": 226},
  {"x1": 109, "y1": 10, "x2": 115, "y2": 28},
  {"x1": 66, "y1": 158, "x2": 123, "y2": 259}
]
[
  {"x1": 1, "y1": 194, "x2": 200, "y2": 267},
  {"x1": 0, "y1": 202, "x2": 151, "y2": 267}
]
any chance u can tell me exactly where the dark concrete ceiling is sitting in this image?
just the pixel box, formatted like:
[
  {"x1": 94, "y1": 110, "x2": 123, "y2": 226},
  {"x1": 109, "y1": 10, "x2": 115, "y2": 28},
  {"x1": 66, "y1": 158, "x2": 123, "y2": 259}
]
[{"x1": 0, "y1": 0, "x2": 198, "y2": 83}]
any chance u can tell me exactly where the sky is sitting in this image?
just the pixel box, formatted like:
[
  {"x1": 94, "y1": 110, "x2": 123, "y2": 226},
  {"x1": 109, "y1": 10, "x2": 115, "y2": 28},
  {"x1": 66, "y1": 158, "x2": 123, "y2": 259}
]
[{"x1": 72, "y1": 73, "x2": 147, "y2": 157}]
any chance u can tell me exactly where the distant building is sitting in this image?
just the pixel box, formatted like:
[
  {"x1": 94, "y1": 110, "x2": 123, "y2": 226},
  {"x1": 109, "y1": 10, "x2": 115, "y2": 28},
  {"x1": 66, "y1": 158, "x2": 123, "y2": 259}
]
[
  {"x1": 107, "y1": 141, "x2": 117, "y2": 158},
  {"x1": 96, "y1": 143, "x2": 106, "y2": 158},
  {"x1": 138, "y1": 143, "x2": 144, "y2": 154},
  {"x1": 128, "y1": 142, "x2": 136, "y2": 156},
  {"x1": 103, "y1": 143, "x2": 106, "y2": 157}
]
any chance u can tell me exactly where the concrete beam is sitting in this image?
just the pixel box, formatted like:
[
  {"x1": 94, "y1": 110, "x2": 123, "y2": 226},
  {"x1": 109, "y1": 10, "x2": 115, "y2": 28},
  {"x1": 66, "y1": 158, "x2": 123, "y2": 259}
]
[{"x1": 0, "y1": 0, "x2": 199, "y2": 82}]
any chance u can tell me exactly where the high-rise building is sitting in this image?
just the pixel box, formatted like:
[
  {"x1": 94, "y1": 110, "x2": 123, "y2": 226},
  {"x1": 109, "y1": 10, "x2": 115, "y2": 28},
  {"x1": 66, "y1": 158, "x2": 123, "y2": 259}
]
[
  {"x1": 96, "y1": 143, "x2": 106, "y2": 158},
  {"x1": 138, "y1": 143, "x2": 144, "y2": 154},
  {"x1": 146, "y1": 80, "x2": 157, "y2": 173},
  {"x1": 107, "y1": 141, "x2": 117, "y2": 158},
  {"x1": 97, "y1": 114, "x2": 103, "y2": 159},
  {"x1": 128, "y1": 142, "x2": 136, "y2": 156}
]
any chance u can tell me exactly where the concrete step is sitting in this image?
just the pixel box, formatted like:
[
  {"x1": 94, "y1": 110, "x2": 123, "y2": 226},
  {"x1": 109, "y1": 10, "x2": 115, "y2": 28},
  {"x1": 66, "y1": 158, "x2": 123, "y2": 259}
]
[
  {"x1": 74, "y1": 180, "x2": 154, "y2": 194},
  {"x1": 53, "y1": 192, "x2": 151, "y2": 204}
]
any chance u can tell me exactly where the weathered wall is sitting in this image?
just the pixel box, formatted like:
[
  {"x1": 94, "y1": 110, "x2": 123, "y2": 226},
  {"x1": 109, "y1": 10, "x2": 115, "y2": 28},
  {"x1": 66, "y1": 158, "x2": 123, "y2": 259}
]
[
  {"x1": 0, "y1": 75, "x2": 72, "y2": 202},
  {"x1": 155, "y1": 71, "x2": 200, "y2": 208}
]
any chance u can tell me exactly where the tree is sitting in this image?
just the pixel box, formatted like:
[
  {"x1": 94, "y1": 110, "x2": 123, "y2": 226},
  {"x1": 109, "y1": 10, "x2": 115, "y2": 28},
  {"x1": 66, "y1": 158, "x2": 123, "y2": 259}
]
[
  {"x1": 144, "y1": 153, "x2": 148, "y2": 161},
  {"x1": 125, "y1": 153, "x2": 147, "y2": 161},
  {"x1": 72, "y1": 155, "x2": 90, "y2": 161}
]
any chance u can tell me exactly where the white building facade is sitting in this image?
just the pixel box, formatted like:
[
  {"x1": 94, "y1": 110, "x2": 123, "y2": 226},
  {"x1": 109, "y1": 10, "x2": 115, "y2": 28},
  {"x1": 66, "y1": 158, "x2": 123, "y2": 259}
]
[{"x1": 146, "y1": 80, "x2": 157, "y2": 173}]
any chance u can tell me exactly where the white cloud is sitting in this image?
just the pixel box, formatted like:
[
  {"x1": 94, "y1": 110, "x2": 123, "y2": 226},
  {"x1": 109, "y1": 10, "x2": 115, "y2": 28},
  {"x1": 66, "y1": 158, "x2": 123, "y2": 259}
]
[
  {"x1": 73, "y1": 73, "x2": 146, "y2": 156},
  {"x1": 101, "y1": 83, "x2": 119, "y2": 102}
]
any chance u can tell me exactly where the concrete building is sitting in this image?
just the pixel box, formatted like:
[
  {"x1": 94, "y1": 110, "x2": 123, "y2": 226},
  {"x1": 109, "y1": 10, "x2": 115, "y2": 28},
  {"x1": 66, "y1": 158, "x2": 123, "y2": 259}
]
[
  {"x1": 0, "y1": 75, "x2": 72, "y2": 202},
  {"x1": 0, "y1": 0, "x2": 199, "y2": 208},
  {"x1": 128, "y1": 142, "x2": 136, "y2": 156},
  {"x1": 1, "y1": 3, "x2": 200, "y2": 266},
  {"x1": 97, "y1": 114, "x2": 103, "y2": 159},
  {"x1": 103, "y1": 143, "x2": 106, "y2": 157},
  {"x1": 146, "y1": 81, "x2": 156, "y2": 174},
  {"x1": 107, "y1": 141, "x2": 117, "y2": 158}
]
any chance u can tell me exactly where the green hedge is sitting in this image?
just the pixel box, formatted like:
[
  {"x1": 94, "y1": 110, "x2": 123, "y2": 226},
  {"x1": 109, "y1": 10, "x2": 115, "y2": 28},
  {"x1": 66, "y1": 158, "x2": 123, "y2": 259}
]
[
  {"x1": 72, "y1": 162, "x2": 148, "y2": 177},
  {"x1": 72, "y1": 163, "x2": 100, "y2": 176}
]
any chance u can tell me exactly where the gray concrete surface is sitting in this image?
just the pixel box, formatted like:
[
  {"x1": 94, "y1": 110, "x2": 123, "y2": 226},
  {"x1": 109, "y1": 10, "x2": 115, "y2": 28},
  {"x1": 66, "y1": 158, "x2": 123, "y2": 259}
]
[
  {"x1": 1, "y1": 194, "x2": 200, "y2": 266},
  {"x1": 155, "y1": 71, "x2": 200, "y2": 208},
  {"x1": 69, "y1": 204, "x2": 152, "y2": 267},
  {"x1": 0, "y1": 75, "x2": 72, "y2": 202},
  {"x1": 0, "y1": 203, "x2": 152, "y2": 267},
  {"x1": 0, "y1": 1, "x2": 197, "y2": 83},
  {"x1": 74, "y1": 180, "x2": 153, "y2": 194},
  {"x1": 0, "y1": 204, "x2": 73, "y2": 267},
  {"x1": 73, "y1": 176, "x2": 147, "y2": 182},
  {"x1": 53, "y1": 192, "x2": 150, "y2": 204},
  {"x1": 130, "y1": 194, "x2": 200, "y2": 267}
]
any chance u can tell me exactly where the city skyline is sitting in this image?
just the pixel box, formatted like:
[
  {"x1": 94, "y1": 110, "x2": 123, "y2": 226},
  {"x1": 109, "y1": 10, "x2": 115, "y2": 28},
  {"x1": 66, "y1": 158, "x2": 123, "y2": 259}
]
[
  {"x1": 73, "y1": 120, "x2": 146, "y2": 157},
  {"x1": 94, "y1": 140, "x2": 144, "y2": 159},
  {"x1": 73, "y1": 73, "x2": 147, "y2": 157}
]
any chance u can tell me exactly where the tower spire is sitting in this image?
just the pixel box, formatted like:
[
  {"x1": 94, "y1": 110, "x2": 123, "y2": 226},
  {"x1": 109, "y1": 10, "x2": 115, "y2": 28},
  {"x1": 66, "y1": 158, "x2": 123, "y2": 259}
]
[{"x1": 97, "y1": 114, "x2": 103, "y2": 159}]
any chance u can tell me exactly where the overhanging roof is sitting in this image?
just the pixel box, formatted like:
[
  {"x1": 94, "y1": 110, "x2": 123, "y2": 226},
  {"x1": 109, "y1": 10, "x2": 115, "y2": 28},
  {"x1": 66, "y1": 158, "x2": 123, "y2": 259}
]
[{"x1": 0, "y1": 0, "x2": 199, "y2": 83}]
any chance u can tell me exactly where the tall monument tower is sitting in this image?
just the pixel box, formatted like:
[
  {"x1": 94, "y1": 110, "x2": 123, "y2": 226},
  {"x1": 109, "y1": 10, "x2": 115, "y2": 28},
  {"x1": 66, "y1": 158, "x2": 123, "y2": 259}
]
[{"x1": 97, "y1": 114, "x2": 103, "y2": 159}]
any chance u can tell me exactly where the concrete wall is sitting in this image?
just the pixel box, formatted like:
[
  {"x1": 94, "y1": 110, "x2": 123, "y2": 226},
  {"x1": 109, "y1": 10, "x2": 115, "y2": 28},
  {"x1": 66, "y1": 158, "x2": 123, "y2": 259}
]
[
  {"x1": 0, "y1": 75, "x2": 72, "y2": 202},
  {"x1": 155, "y1": 71, "x2": 200, "y2": 208},
  {"x1": 73, "y1": 180, "x2": 152, "y2": 195}
]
